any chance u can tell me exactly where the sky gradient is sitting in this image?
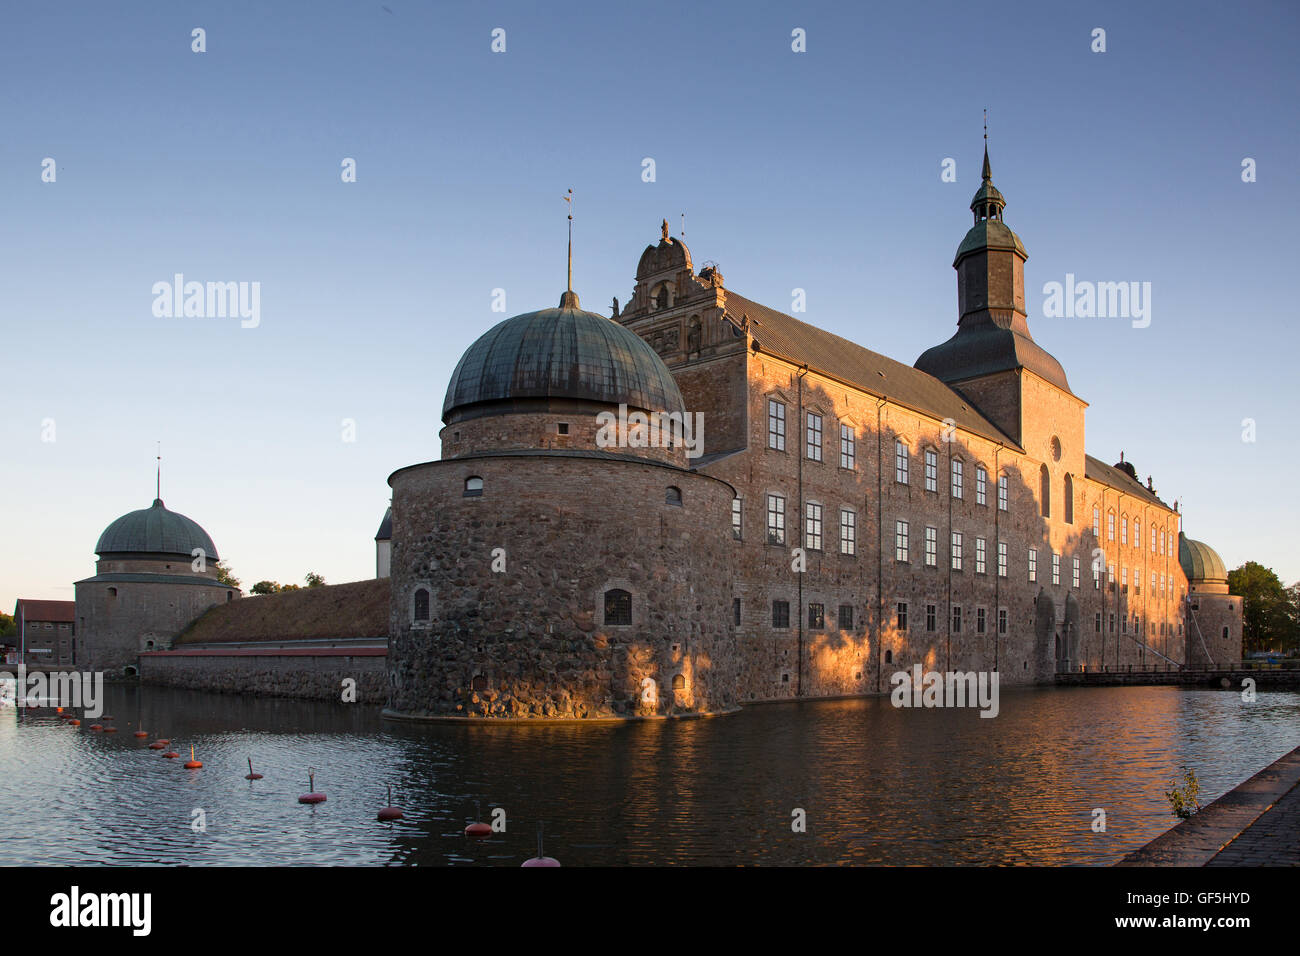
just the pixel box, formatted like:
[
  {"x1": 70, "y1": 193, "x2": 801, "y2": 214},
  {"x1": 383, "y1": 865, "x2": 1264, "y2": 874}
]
[{"x1": 2, "y1": 0, "x2": 1297, "y2": 608}]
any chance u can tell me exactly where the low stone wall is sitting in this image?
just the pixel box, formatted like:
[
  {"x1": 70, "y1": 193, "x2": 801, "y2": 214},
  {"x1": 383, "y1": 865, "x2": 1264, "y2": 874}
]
[{"x1": 139, "y1": 646, "x2": 387, "y2": 704}]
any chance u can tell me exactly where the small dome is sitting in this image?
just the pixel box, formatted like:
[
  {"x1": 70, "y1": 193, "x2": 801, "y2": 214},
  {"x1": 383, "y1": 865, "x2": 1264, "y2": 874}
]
[
  {"x1": 442, "y1": 292, "x2": 685, "y2": 423},
  {"x1": 1179, "y1": 532, "x2": 1227, "y2": 584},
  {"x1": 95, "y1": 499, "x2": 219, "y2": 560}
]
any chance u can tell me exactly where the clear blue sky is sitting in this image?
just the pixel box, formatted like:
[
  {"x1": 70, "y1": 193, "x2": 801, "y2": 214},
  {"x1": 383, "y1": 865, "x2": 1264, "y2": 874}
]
[{"x1": 2, "y1": 0, "x2": 1297, "y2": 608}]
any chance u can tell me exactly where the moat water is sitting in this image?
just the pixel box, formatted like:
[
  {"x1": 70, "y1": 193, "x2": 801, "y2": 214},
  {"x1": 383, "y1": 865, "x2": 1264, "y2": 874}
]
[{"x1": 1, "y1": 683, "x2": 1297, "y2": 866}]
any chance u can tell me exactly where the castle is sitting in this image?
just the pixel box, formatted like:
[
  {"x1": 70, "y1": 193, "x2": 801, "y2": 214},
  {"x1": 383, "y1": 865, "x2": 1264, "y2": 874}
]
[
  {"x1": 382, "y1": 149, "x2": 1241, "y2": 720},
  {"x1": 56, "y1": 148, "x2": 1242, "y2": 716}
]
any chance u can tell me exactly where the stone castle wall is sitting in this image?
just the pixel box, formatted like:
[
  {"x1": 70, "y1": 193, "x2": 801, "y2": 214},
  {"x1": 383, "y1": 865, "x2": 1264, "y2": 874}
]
[
  {"x1": 387, "y1": 452, "x2": 738, "y2": 719},
  {"x1": 139, "y1": 649, "x2": 386, "y2": 703}
]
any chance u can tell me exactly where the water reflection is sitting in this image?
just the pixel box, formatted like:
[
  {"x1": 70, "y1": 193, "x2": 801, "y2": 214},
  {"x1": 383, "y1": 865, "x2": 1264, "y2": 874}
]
[{"x1": 1, "y1": 683, "x2": 1296, "y2": 865}]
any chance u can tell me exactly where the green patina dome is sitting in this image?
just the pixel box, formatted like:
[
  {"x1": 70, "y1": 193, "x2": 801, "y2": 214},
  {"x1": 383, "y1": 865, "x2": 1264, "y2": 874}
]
[
  {"x1": 1179, "y1": 533, "x2": 1227, "y2": 584},
  {"x1": 442, "y1": 291, "x2": 686, "y2": 423},
  {"x1": 95, "y1": 498, "x2": 219, "y2": 559}
]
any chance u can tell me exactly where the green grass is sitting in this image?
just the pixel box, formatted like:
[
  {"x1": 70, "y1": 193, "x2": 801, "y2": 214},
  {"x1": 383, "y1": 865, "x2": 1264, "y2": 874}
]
[{"x1": 175, "y1": 578, "x2": 389, "y2": 644}]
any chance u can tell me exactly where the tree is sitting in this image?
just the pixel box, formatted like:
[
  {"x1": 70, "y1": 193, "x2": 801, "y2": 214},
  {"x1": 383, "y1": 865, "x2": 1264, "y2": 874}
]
[
  {"x1": 1227, "y1": 562, "x2": 1296, "y2": 653},
  {"x1": 0, "y1": 612, "x2": 14, "y2": 639},
  {"x1": 305, "y1": 572, "x2": 326, "y2": 588},
  {"x1": 250, "y1": 581, "x2": 280, "y2": 595},
  {"x1": 214, "y1": 562, "x2": 241, "y2": 589}
]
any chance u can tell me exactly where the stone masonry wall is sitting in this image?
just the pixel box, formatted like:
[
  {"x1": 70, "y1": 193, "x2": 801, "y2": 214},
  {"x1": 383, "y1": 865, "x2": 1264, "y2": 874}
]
[{"x1": 139, "y1": 651, "x2": 386, "y2": 703}]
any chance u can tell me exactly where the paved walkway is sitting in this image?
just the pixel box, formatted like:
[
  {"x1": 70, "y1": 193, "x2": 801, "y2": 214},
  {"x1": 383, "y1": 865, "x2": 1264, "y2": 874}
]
[
  {"x1": 1206, "y1": 776, "x2": 1300, "y2": 866},
  {"x1": 1118, "y1": 745, "x2": 1300, "y2": 866}
]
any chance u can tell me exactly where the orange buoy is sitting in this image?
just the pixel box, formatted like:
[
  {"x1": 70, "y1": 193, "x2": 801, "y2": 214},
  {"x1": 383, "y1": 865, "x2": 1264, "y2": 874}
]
[
  {"x1": 163, "y1": 750, "x2": 180, "y2": 759},
  {"x1": 464, "y1": 801, "x2": 491, "y2": 837},
  {"x1": 133, "y1": 731, "x2": 148, "y2": 738},
  {"x1": 156, "y1": 739, "x2": 170, "y2": 745},
  {"x1": 520, "y1": 823, "x2": 560, "y2": 867},
  {"x1": 101, "y1": 715, "x2": 113, "y2": 721},
  {"x1": 183, "y1": 746, "x2": 202, "y2": 769},
  {"x1": 148, "y1": 741, "x2": 166, "y2": 749},
  {"x1": 377, "y1": 783, "x2": 403, "y2": 821},
  {"x1": 103, "y1": 726, "x2": 118, "y2": 733},
  {"x1": 298, "y1": 769, "x2": 326, "y2": 805},
  {"x1": 245, "y1": 757, "x2": 263, "y2": 781},
  {"x1": 89, "y1": 724, "x2": 103, "y2": 731},
  {"x1": 69, "y1": 719, "x2": 80, "y2": 726}
]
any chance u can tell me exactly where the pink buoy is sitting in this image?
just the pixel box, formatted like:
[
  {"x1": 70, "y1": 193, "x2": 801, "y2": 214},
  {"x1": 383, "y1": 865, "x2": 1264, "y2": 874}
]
[
  {"x1": 245, "y1": 757, "x2": 263, "y2": 781},
  {"x1": 377, "y1": 784, "x2": 403, "y2": 821},
  {"x1": 298, "y1": 769, "x2": 326, "y2": 805},
  {"x1": 521, "y1": 823, "x2": 560, "y2": 867}
]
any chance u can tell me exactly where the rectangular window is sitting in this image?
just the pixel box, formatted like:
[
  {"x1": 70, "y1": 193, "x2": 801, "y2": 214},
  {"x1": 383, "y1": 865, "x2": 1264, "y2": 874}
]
[
  {"x1": 925, "y1": 526, "x2": 938, "y2": 567},
  {"x1": 733, "y1": 597, "x2": 741, "y2": 626},
  {"x1": 1072, "y1": 556, "x2": 1081, "y2": 589},
  {"x1": 974, "y1": 467, "x2": 987, "y2": 506},
  {"x1": 772, "y1": 600, "x2": 790, "y2": 629},
  {"x1": 840, "y1": 423, "x2": 855, "y2": 469},
  {"x1": 976, "y1": 607, "x2": 986, "y2": 634},
  {"x1": 951, "y1": 531, "x2": 964, "y2": 571},
  {"x1": 1094, "y1": 563, "x2": 1101, "y2": 589},
  {"x1": 767, "y1": 399, "x2": 786, "y2": 451},
  {"x1": 926, "y1": 604, "x2": 937, "y2": 632},
  {"x1": 896, "y1": 602, "x2": 908, "y2": 631},
  {"x1": 1093, "y1": 507, "x2": 1100, "y2": 537},
  {"x1": 975, "y1": 536, "x2": 987, "y2": 574},
  {"x1": 1108, "y1": 512, "x2": 1115, "y2": 541},
  {"x1": 1028, "y1": 548, "x2": 1038, "y2": 582},
  {"x1": 952, "y1": 605, "x2": 962, "y2": 633},
  {"x1": 805, "y1": 502, "x2": 823, "y2": 551},
  {"x1": 895, "y1": 439, "x2": 909, "y2": 484},
  {"x1": 1052, "y1": 552, "x2": 1060, "y2": 586},
  {"x1": 998, "y1": 609, "x2": 1007, "y2": 635},
  {"x1": 838, "y1": 604, "x2": 853, "y2": 630},
  {"x1": 840, "y1": 509, "x2": 856, "y2": 556},
  {"x1": 1134, "y1": 520, "x2": 1141, "y2": 551},
  {"x1": 1121, "y1": 567, "x2": 1128, "y2": 591},
  {"x1": 808, "y1": 603, "x2": 824, "y2": 629},
  {"x1": 1121, "y1": 517, "x2": 1128, "y2": 545},
  {"x1": 806, "y1": 412, "x2": 822, "y2": 462},
  {"x1": 1152, "y1": 571, "x2": 1158, "y2": 591},
  {"x1": 951, "y1": 460, "x2": 964, "y2": 499},
  {"x1": 1160, "y1": 530, "x2": 1166, "y2": 556},
  {"x1": 998, "y1": 475, "x2": 1008, "y2": 511},
  {"x1": 997, "y1": 541, "x2": 1008, "y2": 578},
  {"x1": 895, "y1": 520, "x2": 910, "y2": 562},
  {"x1": 731, "y1": 497, "x2": 742, "y2": 540},
  {"x1": 925, "y1": 449, "x2": 938, "y2": 492},
  {"x1": 767, "y1": 493, "x2": 786, "y2": 545},
  {"x1": 1109, "y1": 613, "x2": 1115, "y2": 633},
  {"x1": 1095, "y1": 612, "x2": 1102, "y2": 633}
]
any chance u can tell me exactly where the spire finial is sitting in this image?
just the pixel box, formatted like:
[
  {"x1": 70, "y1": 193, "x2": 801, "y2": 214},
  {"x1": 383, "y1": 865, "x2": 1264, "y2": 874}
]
[
  {"x1": 155, "y1": 441, "x2": 162, "y2": 504},
  {"x1": 564, "y1": 188, "x2": 573, "y2": 294},
  {"x1": 982, "y1": 109, "x2": 992, "y2": 182}
]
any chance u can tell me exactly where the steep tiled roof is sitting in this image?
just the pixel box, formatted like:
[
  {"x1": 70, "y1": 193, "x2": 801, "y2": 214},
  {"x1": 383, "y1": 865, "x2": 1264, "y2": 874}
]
[
  {"x1": 1083, "y1": 455, "x2": 1170, "y2": 509},
  {"x1": 13, "y1": 599, "x2": 75, "y2": 623},
  {"x1": 722, "y1": 290, "x2": 1019, "y2": 449}
]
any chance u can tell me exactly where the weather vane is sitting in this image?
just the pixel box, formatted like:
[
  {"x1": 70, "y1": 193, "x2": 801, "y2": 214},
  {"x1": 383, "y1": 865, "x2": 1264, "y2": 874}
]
[{"x1": 563, "y1": 188, "x2": 573, "y2": 293}]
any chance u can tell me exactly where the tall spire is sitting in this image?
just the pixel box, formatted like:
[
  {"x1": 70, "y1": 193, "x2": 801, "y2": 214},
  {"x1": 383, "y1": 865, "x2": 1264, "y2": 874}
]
[
  {"x1": 155, "y1": 441, "x2": 162, "y2": 505},
  {"x1": 982, "y1": 108, "x2": 991, "y2": 182},
  {"x1": 559, "y1": 188, "x2": 579, "y2": 309}
]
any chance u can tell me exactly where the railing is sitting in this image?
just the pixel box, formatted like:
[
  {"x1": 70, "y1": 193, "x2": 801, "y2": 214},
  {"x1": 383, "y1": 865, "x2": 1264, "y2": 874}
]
[{"x1": 1058, "y1": 660, "x2": 1300, "y2": 676}]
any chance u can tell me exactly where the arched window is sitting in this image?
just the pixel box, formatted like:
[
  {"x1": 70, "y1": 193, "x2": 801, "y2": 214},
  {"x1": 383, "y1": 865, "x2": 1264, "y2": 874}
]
[
  {"x1": 413, "y1": 587, "x2": 430, "y2": 623},
  {"x1": 472, "y1": 675, "x2": 487, "y2": 691},
  {"x1": 1040, "y1": 464, "x2": 1050, "y2": 518},
  {"x1": 604, "y1": 588, "x2": 632, "y2": 626},
  {"x1": 666, "y1": 486, "x2": 682, "y2": 506},
  {"x1": 1063, "y1": 474, "x2": 1074, "y2": 524},
  {"x1": 1222, "y1": 626, "x2": 1229, "y2": 642},
  {"x1": 884, "y1": 649, "x2": 893, "y2": 664},
  {"x1": 464, "y1": 476, "x2": 483, "y2": 497},
  {"x1": 672, "y1": 674, "x2": 685, "y2": 691}
]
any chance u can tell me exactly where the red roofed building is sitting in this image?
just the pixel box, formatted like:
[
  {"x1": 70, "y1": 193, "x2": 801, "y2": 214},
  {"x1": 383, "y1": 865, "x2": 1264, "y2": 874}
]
[{"x1": 11, "y1": 599, "x2": 76, "y2": 666}]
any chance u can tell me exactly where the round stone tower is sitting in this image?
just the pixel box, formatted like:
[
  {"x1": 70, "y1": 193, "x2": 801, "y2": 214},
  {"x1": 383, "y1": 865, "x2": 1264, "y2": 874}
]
[
  {"x1": 74, "y1": 497, "x2": 236, "y2": 675},
  {"x1": 385, "y1": 288, "x2": 739, "y2": 720},
  {"x1": 1179, "y1": 532, "x2": 1242, "y2": 667}
]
